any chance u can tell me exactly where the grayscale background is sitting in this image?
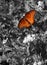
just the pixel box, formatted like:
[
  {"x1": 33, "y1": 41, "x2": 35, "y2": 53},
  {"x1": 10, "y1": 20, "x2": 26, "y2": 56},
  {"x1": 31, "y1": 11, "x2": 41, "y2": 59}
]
[{"x1": 0, "y1": 0, "x2": 47, "y2": 65}]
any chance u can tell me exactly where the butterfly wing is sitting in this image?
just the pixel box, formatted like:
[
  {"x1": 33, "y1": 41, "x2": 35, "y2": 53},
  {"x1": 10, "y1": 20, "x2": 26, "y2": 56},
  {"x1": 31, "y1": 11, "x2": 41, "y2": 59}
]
[
  {"x1": 25, "y1": 10, "x2": 36, "y2": 25},
  {"x1": 18, "y1": 18, "x2": 31, "y2": 29}
]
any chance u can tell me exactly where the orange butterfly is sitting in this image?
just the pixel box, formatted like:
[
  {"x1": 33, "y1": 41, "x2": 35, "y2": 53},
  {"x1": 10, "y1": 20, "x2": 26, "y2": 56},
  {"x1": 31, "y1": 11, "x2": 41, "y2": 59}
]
[{"x1": 18, "y1": 10, "x2": 36, "y2": 29}]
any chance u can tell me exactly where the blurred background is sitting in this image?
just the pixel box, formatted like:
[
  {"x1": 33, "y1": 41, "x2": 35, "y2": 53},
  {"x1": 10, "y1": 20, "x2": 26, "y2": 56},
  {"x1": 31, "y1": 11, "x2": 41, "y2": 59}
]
[{"x1": 0, "y1": 0, "x2": 47, "y2": 65}]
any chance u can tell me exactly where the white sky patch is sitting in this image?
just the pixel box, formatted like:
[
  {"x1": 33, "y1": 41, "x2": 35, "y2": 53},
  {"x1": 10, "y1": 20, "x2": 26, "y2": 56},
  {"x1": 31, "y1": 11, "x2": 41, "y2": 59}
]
[
  {"x1": 44, "y1": 31, "x2": 47, "y2": 35},
  {"x1": 23, "y1": 34, "x2": 35, "y2": 43},
  {"x1": 37, "y1": 61, "x2": 42, "y2": 65},
  {"x1": 33, "y1": 62, "x2": 37, "y2": 65},
  {"x1": 3, "y1": 38, "x2": 8, "y2": 44},
  {"x1": 36, "y1": 1, "x2": 44, "y2": 11},
  {"x1": 33, "y1": 61, "x2": 42, "y2": 65}
]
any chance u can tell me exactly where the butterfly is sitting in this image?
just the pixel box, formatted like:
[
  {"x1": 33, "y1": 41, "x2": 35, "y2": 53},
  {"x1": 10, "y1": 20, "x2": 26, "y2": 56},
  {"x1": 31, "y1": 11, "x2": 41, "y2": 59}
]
[{"x1": 18, "y1": 10, "x2": 36, "y2": 29}]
